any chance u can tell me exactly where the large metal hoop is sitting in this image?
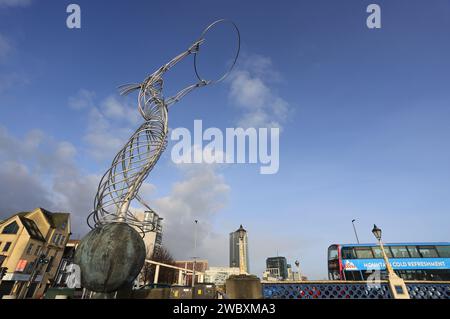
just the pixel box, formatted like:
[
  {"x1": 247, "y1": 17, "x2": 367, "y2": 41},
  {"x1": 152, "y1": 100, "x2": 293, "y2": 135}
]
[{"x1": 194, "y1": 19, "x2": 241, "y2": 84}]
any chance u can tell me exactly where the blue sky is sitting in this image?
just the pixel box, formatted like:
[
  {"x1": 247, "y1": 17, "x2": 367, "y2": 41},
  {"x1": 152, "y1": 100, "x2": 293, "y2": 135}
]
[{"x1": 1, "y1": 0, "x2": 450, "y2": 279}]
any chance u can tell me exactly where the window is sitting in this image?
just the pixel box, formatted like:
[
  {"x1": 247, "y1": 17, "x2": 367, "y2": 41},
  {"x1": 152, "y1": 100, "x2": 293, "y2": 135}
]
[
  {"x1": 52, "y1": 233, "x2": 60, "y2": 245},
  {"x1": 390, "y1": 246, "x2": 410, "y2": 258},
  {"x1": 355, "y1": 248, "x2": 374, "y2": 259},
  {"x1": 21, "y1": 219, "x2": 42, "y2": 239},
  {"x1": 384, "y1": 246, "x2": 393, "y2": 258},
  {"x1": 344, "y1": 270, "x2": 363, "y2": 280},
  {"x1": 59, "y1": 236, "x2": 66, "y2": 246},
  {"x1": 46, "y1": 256, "x2": 55, "y2": 273},
  {"x1": 3, "y1": 242, "x2": 12, "y2": 252},
  {"x1": 34, "y1": 245, "x2": 41, "y2": 256},
  {"x1": 329, "y1": 270, "x2": 340, "y2": 280},
  {"x1": 24, "y1": 261, "x2": 35, "y2": 274},
  {"x1": 418, "y1": 246, "x2": 439, "y2": 258},
  {"x1": 407, "y1": 246, "x2": 421, "y2": 258},
  {"x1": 372, "y1": 246, "x2": 393, "y2": 258},
  {"x1": 328, "y1": 246, "x2": 338, "y2": 260},
  {"x1": 2, "y1": 221, "x2": 19, "y2": 234},
  {"x1": 436, "y1": 246, "x2": 450, "y2": 258},
  {"x1": 26, "y1": 243, "x2": 34, "y2": 255},
  {"x1": 341, "y1": 247, "x2": 356, "y2": 259}
]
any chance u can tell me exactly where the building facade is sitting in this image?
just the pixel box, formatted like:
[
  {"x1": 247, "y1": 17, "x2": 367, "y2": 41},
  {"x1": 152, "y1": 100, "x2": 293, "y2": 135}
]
[
  {"x1": 266, "y1": 256, "x2": 288, "y2": 280},
  {"x1": 53, "y1": 239, "x2": 80, "y2": 288},
  {"x1": 229, "y1": 225, "x2": 249, "y2": 273},
  {"x1": 0, "y1": 208, "x2": 71, "y2": 298},
  {"x1": 204, "y1": 267, "x2": 240, "y2": 286}
]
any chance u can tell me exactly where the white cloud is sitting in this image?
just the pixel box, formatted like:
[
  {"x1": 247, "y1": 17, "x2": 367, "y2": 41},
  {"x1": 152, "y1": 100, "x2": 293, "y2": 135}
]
[
  {"x1": 68, "y1": 89, "x2": 95, "y2": 110},
  {"x1": 0, "y1": 161, "x2": 54, "y2": 214},
  {"x1": 0, "y1": 126, "x2": 97, "y2": 235},
  {"x1": 228, "y1": 54, "x2": 291, "y2": 129},
  {"x1": 83, "y1": 107, "x2": 129, "y2": 160},
  {"x1": 153, "y1": 164, "x2": 230, "y2": 262},
  {"x1": 0, "y1": 0, "x2": 32, "y2": 8},
  {"x1": 69, "y1": 90, "x2": 142, "y2": 161},
  {"x1": 101, "y1": 95, "x2": 141, "y2": 125}
]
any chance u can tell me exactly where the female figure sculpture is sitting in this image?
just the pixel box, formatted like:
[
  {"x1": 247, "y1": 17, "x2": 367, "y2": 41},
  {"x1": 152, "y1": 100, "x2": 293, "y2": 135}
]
[{"x1": 76, "y1": 20, "x2": 240, "y2": 293}]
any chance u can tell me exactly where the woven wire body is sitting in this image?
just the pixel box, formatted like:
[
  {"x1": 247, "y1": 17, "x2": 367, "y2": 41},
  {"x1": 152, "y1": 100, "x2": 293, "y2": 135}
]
[
  {"x1": 86, "y1": 20, "x2": 240, "y2": 234},
  {"x1": 90, "y1": 114, "x2": 168, "y2": 232},
  {"x1": 87, "y1": 42, "x2": 205, "y2": 233}
]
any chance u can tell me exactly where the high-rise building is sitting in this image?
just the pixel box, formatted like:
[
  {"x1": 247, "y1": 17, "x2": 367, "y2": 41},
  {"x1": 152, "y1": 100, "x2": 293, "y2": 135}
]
[
  {"x1": 229, "y1": 225, "x2": 249, "y2": 273},
  {"x1": 142, "y1": 210, "x2": 163, "y2": 258},
  {"x1": 266, "y1": 256, "x2": 288, "y2": 280}
]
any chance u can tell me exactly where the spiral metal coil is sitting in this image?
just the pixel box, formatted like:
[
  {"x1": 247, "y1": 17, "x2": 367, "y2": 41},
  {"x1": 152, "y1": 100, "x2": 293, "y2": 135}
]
[{"x1": 87, "y1": 19, "x2": 240, "y2": 234}]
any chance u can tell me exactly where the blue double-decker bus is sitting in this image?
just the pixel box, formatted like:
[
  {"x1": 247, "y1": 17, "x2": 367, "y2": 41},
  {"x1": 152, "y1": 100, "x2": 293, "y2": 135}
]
[{"x1": 328, "y1": 242, "x2": 450, "y2": 281}]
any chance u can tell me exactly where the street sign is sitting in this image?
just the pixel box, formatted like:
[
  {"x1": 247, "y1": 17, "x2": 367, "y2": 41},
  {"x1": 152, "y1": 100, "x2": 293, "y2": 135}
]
[{"x1": 15, "y1": 259, "x2": 28, "y2": 272}]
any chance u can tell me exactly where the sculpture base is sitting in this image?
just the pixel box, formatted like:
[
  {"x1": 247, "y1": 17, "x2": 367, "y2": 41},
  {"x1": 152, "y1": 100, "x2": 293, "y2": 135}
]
[
  {"x1": 225, "y1": 274, "x2": 263, "y2": 299},
  {"x1": 74, "y1": 222, "x2": 146, "y2": 293}
]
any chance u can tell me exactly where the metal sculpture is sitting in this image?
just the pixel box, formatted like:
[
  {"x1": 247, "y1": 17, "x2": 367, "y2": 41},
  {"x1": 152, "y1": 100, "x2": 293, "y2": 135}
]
[
  {"x1": 87, "y1": 19, "x2": 240, "y2": 234},
  {"x1": 74, "y1": 20, "x2": 239, "y2": 294}
]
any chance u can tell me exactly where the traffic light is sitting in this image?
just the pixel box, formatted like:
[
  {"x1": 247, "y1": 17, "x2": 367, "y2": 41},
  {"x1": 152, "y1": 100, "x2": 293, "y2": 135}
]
[{"x1": 0, "y1": 267, "x2": 7, "y2": 279}]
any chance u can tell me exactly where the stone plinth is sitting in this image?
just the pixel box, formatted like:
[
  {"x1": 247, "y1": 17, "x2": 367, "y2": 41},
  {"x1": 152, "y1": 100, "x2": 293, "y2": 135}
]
[{"x1": 225, "y1": 275, "x2": 263, "y2": 299}]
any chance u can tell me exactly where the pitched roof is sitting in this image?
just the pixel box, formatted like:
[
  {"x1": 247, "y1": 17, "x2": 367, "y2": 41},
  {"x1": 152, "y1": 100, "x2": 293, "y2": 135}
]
[
  {"x1": 0, "y1": 212, "x2": 28, "y2": 225},
  {"x1": 37, "y1": 208, "x2": 69, "y2": 229},
  {"x1": 18, "y1": 216, "x2": 46, "y2": 242},
  {"x1": 0, "y1": 208, "x2": 70, "y2": 232}
]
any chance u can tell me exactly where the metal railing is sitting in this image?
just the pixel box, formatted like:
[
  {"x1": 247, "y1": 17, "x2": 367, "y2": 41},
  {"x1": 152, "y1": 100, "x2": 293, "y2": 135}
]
[{"x1": 262, "y1": 281, "x2": 450, "y2": 299}]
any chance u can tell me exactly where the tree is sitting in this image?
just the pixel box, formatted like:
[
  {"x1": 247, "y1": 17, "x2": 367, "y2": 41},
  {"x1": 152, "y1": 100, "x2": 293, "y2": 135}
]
[{"x1": 142, "y1": 246, "x2": 177, "y2": 285}]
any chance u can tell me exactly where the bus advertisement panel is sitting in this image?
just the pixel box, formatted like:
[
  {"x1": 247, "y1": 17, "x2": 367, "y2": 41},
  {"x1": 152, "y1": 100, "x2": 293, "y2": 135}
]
[{"x1": 342, "y1": 258, "x2": 450, "y2": 271}]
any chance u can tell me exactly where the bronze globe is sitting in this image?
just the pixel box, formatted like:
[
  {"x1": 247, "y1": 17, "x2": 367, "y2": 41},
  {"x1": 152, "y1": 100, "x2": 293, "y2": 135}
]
[{"x1": 74, "y1": 222, "x2": 145, "y2": 293}]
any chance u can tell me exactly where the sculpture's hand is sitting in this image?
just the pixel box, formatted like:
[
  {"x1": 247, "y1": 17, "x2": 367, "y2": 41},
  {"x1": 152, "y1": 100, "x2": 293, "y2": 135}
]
[{"x1": 166, "y1": 80, "x2": 210, "y2": 107}]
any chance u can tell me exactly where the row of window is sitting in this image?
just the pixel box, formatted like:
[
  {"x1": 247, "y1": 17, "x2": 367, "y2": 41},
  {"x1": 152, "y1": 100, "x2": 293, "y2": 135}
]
[
  {"x1": 51, "y1": 233, "x2": 66, "y2": 246},
  {"x1": 341, "y1": 245, "x2": 450, "y2": 260},
  {"x1": 25, "y1": 243, "x2": 42, "y2": 256},
  {"x1": 2, "y1": 220, "x2": 67, "y2": 237},
  {"x1": 341, "y1": 269, "x2": 450, "y2": 281}
]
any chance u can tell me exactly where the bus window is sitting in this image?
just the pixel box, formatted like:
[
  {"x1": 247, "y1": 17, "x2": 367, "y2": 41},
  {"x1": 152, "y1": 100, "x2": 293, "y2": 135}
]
[
  {"x1": 355, "y1": 247, "x2": 374, "y2": 259},
  {"x1": 390, "y1": 246, "x2": 410, "y2": 258},
  {"x1": 328, "y1": 245, "x2": 338, "y2": 260},
  {"x1": 341, "y1": 247, "x2": 356, "y2": 259},
  {"x1": 436, "y1": 246, "x2": 450, "y2": 258},
  {"x1": 418, "y1": 246, "x2": 439, "y2": 258},
  {"x1": 372, "y1": 246, "x2": 393, "y2": 258},
  {"x1": 344, "y1": 271, "x2": 363, "y2": 281},
  {"x1": 429, "y1": 269, "x2": 450, "y2": 281},
  {"x1": 407, "y1": 246, "x2": 420, "y2": 258},
  {"x1": 328, "y1": 245, "x2": 340, "y2": 280}
]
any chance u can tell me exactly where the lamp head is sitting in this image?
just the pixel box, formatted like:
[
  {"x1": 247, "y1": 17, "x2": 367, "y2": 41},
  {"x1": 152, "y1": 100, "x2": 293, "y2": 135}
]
[
  {"x1": 372, "y1": 224, "x2": 382, "y2": 241},
  {"x1": 237, "y1": 224, "x2": 246, "y2": 240}
]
